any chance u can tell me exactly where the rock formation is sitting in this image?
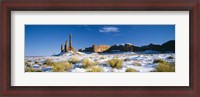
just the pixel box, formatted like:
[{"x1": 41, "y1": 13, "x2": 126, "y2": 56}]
[
  {"x1": 60, "y1": 33, "x2": 76, "y2": 53},
  {"x1": 68, "y1": 34, "x2": 76, "y2": 53},
  {"x1": 105, "y1": 43, "x2": 134, "y2": 52},
  {"x1": 61, "y1": 44, "x2": 64, "y2": 52},
  {"x1": 65, "y1": 40, "x2": 68, "y2": 52},
  {"x1": 69, "y1": 34, "x2": 72, "y2": 48},
  {"x1": 83, "y1": 45, "x2": 110, "y2": 53},
  {"x1": 81, "y1": 40, "x2": 175, "y2": 53},
  {"x1": 160, "y1": 40, "x2": 175, "y2": 51},
  {"x1": 139, "y1": 43, "x2": 161, "y2": 51},
  {"x1": 93, "y1": 45, "x2": 110, "y2": 53}
]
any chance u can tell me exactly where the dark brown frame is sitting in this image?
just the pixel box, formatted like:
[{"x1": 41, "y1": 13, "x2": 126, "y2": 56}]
[{"x1": 0, "y1": 0, "x2": 199, "y2": 97}]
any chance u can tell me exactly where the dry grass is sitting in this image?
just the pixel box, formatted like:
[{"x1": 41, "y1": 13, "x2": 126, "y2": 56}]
[
  {"x1": 35, "y1": 61, "x2": 39, "y2": 64},
  {"x1": 100, "y1": 57, "x2": 105, "y2": 59},
  {"x1": 126, "y1": 68, "x2": 137, "y2": 72},
  {"x1": 155, "y1": 61, "x2": 175, "y2": 72},
  {"x1": 25, "y1": 61, "x2": 32, "y2": 67},
  {"x1": 52, "y1": 61, "x2": 73, "y2": 72},
  {"x1": 87, "y1": 66, "x2": 103, "y2": 72},
  {"x1": 106, "y1": 59, "x2": 123, "y2": 69},
  {"x1": 82, "y1": 59, "x2": 96, "y2": 68},
  {"x1": 132, "y1": 62, "x2": 141, "y2": 66},
  {"x1": 153, "y1": 59, "x2": 165, "y2": 63},
  {"x1": 25, "y1": 68, "x2": 42, "y2": 72},
  {"x1": 43, "y1": 59, "x2": 55, "y2": 66},
  {"x1": 69, "y1": 57, "x2": 79, "y2": 64}
]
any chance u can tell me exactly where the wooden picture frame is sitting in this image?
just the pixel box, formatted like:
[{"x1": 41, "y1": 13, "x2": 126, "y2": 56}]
[{"x1": 0, "y1": 0, "x2": 199, "y2": 96}]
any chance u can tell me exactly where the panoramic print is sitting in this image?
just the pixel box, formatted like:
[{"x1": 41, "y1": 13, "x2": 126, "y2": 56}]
[{"x1": 25, "y1": 25, "x2": 175, "y2": 72}]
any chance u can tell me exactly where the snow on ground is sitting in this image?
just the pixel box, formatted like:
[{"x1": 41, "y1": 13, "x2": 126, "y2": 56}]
[{"x1": 25, "y1": 51, "x2": 175, "y2": 72}]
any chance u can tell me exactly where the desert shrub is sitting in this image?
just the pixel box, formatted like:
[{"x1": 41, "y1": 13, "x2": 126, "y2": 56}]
[
  {"x1": 38, "y1": 63, "x2": 42, "y2": 66},
  {"x1": 69, "y1": 57, "x2": 79, "y2": 64},
  {"x1": 124, "y1": 58, "x2": 131, "y2": 61},
  {"x1": 87, "y1": 67, "x2": 103, "y2": 72},
  {"x1": 25, "y1": 61, "x2": 32, "y2": 67},
  {"x1": 52, "y1": 61, "x2": 72, "y2": 72},
  {"x1": 100, "y1": 57, "x2": 105, "y2": 59},
  {"x1": 167, "y1": 56, "x2": 174, "y2": 59},
  {"x1": 114, "y1": 56, "x2": 119, "y2": 59},
  {"x1": 64, "y1": 62, "x2": 73, "y2": 71},
  {"x1": 35, "y1": 61, "x2": 40, "y2": 64},
  {"x1": 155, "y1": 61, "x2": 175, "y2": 72},
  {"x1": 34, "y1": 69, "x2": 42, "y2": 72},
  {"x1": 132, "y1": 62, "x2": 141, "y2": 66},
  {"x1": 52, "y1": 64, "x2": 65, "y2": 72},
  {"x1": 43, "y1": 59, "x2": 55, "y2": 66},
  {"x1": 27, "y1": 60, "x2": 32, "y2": 62},
  {"x1": 94, "y1": 61, "x2": 100, "y2": 65},
  {"x1": 126, "y1": 68, "x2": 137, "y2": 72},
  {"x1": 25, "y1": 68, "x2": 35, "y2": 72},
  {"x1": 170, "y1": 62, "x2": 175, "y2": 66},
  {"x1": 25, "y1": 68, "x2": 42, "y2": 72},
  {"x1": 153, "y1": 59, "x2": 165, "y2": 63},
  {"x1": 106, "y1": 59, "x2": 123, "y2": 69},
  {"x1": 82, "y1": 59, "x2": 96, "y2": 68}
]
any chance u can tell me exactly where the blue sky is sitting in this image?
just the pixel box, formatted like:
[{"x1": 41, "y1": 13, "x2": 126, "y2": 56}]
[{"x1": 25, "y1": 25, "x2": 175, "y2": 56}]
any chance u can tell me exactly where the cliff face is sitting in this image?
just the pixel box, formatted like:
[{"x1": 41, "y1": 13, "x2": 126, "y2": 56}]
[
  {"x1": 93, "y1": 45, "x2": 110, "y2": 53},
  {"x1": 161, "y1": 40, "x2": 175, "y2": 51},
  {"x1": 105, "y1": 43, "x2": 134, "y2": 52},
  {"x1": 139, "y1": 44, "x2": 161, "y2": 51},
  {"x1": 82, "y1": 40, "x2": 175, "y2": 53},
  {"x1": 138, "y1": 40, "x2": 175, "y2": 52},
  {"x1": 83, "y1": 45, "x2": 110, "y2": 53}
]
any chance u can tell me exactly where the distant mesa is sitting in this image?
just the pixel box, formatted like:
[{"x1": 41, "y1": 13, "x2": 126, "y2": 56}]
[
  {"x1": 79, "y1": 40, "x2": 175, "y2": 53},
  {"x1": 160, "y1": 40, "x2": 175, "y2": 51}
]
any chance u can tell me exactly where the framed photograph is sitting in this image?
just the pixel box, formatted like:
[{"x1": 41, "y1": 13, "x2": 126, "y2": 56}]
[{"x1": 1, "y1": 0, "x2": 199, "y2": 96}]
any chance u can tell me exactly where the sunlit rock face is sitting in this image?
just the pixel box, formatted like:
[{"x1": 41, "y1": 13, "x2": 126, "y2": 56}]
[{"x1": 60, "y1": 33, "x2": 76, "y2": 54}]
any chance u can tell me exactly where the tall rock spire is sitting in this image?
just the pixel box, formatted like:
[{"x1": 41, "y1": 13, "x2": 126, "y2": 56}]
[
  {"x1": 69, "y1": 34, "x2": 72, "y2": 48},
  {"x1": 61, "y1": 44, "x2": 64, "y2": 52},
  {"x1": 65, "y1": 40, "x2": 68, "y2": 52}
]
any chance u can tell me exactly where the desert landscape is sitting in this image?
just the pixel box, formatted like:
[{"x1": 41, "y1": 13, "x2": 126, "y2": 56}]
[
  {"x1": 25, "y1": 51, "x2": 175, "y2": 72},
  {"x1": 25, "y1": 25, "x2": 175, "y2": 72},
  {"x1": 25, "y1": 34, "x2": 175, "y2": 72}
]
